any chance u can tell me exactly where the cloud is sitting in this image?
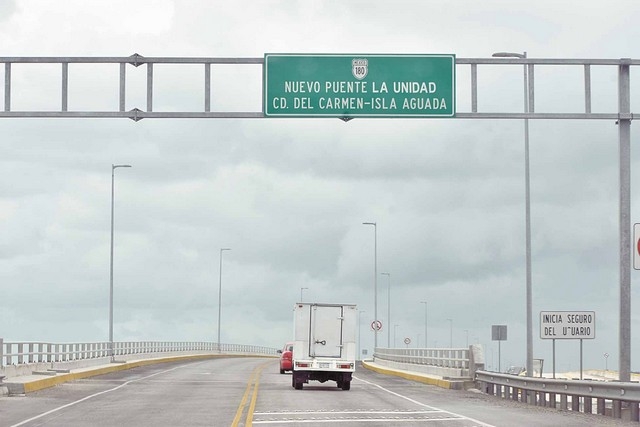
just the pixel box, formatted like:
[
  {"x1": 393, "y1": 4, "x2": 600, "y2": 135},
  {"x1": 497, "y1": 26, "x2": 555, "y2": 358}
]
[
  {"x1": 0, "y1": 0, "x2": 16, "y2": 22},
  {"x1": 1, "y1": 0, "x2": 640, "y2": 371}
]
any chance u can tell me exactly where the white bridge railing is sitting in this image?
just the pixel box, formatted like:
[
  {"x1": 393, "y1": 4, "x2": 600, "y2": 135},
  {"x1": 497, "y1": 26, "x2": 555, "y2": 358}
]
[
  {"x1": 373, "y1": 347, "x2": 474, "y2": 379},
  {"x1": 0, "y1": 338, "x2": 277, "y2": 371}
]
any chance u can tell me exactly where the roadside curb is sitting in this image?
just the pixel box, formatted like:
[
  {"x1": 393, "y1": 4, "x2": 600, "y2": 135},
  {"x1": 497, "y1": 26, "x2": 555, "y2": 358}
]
[
  {"x1": 4, "y1": 353, "x2": 275, "y2": 395},
  {"x1": 361, "y1": 360, "x2": 470, "y2": 390}
]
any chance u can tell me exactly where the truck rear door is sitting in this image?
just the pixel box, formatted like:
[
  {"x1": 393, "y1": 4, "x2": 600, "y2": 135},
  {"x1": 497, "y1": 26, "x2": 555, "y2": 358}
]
[{"x1": 310, "y1": 304, "x2": 343, "y2": 358}]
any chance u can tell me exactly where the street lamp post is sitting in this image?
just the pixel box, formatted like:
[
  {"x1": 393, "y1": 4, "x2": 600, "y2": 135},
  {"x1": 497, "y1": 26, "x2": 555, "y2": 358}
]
[
  {"x1": 446, "y1": 318, "x2": 453, "y2": 348},
  {"x1": 358, "y1": 310, "x2": 366, "y2": 360},
  {"x1": 217, "y1": 248, "x2": 231, "y2": 352},
  {"x1": 492, "y1": 51, "x2": 533, "y2": 379},
  {"x1": 381, "y1": 272, "x2": 391, "y2": 347},
  {"x1": 420, "y1": 301, "x2": 427, "y2": 349},
  {"x1": 300, "y1": 287, "x2": 309, "y2": 302},
  {"x1": 362, "y1": 222, "x2": 378, "y2": 350},
  {"x1": 109, "y1": 164, "x2": 131, "y2": 362},
  {"x1": 393, "y1": 324, "x2": 399, "y2": 348}
]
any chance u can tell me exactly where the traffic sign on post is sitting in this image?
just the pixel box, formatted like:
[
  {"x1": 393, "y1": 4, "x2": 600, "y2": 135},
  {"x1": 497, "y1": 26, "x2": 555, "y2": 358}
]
[
  {"x1": 491, "y1": 324, "x2": 507, "y2": 373},
  {"x1": 264, "y1": 54, "x2": 456, "y2": 118},
  {"x1": 491, "y1": 325, "x2": 507, "y2": 341},
  {"x1": 540, "y1": 311, "x2": 595, "y2": 339}
]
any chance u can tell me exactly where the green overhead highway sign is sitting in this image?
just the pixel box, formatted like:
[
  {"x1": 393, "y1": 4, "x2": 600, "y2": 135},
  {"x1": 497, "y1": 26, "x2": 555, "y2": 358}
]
[{"x1": 264, "y1": 54, "x2": 456, "y2": 118}]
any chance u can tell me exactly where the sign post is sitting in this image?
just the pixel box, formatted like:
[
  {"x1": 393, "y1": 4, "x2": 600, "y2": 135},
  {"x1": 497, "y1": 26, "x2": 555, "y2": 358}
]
[
  {"x1": 491, "y1": 325, "x2": 507, "y2": 372},
  {"x1": 264, "y1": 54, "x2": 455, "y2": 118},
  {"x1": 540, "y1": 311, "x2": 595, "y2": 379},
  {"x1": 634, "y1": 223, "x2": 640, "y2": 270}
]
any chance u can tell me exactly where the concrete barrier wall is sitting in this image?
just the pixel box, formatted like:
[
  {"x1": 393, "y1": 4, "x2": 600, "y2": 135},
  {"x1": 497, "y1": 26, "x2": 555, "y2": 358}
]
[{"x1": 372, "y1": 345, "x2": 484, "y2": 379}]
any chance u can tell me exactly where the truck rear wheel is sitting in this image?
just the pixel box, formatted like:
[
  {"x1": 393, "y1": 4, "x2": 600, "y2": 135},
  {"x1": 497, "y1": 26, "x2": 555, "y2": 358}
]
[
  {"x1": 292, "y1": 373, "x2": 303, "y2": 390},
  {"x1": 341, "y1": 381, "x2": 351, "y2": 391}
]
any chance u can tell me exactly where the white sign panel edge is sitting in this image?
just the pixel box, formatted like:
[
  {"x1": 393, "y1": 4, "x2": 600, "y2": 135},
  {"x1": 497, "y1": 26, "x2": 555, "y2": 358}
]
[
  {"x1": 539, "y1": 310, "x2": 595, "y2": 340},
  {"x1": 634, "y1": 223, "x2": 640, "y2": 270}
]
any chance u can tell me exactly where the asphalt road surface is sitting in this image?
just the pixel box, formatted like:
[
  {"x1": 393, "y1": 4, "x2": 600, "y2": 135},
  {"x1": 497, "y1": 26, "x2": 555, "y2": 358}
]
[{"x1": 1, "y1": 358, "x2": 635, "y2": 426}]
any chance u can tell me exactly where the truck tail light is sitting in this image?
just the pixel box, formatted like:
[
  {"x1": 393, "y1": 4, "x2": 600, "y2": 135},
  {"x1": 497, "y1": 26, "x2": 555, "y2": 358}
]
[
  {"x1": 338, "y1": 363, "x2": 354, "y2": 369},
  {"x1": 296, "y1": 362, "x2": 309, "y2": 368}
]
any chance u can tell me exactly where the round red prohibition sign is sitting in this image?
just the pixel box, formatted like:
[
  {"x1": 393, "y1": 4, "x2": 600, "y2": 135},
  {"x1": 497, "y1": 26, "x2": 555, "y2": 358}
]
[{"x1": 371, "y1": 320, "x2": 382, "y2": 331}]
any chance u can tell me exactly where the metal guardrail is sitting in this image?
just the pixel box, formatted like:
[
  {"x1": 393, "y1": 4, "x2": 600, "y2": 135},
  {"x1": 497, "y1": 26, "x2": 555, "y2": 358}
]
[
  {"x1": 373, "y1": 347, "x2": 640, "y2": 422},
  {"x1": 0, "y1": 338, "x2": 278, "y2": 367},
  {"x1": 476, "y1": 370, "x2": 640, "y2": 422}
]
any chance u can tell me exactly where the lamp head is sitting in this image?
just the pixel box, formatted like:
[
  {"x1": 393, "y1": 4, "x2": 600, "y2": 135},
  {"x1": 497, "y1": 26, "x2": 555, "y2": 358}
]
[{"x1": 492, "y1": 52, "x2": 526, "y2": 59}]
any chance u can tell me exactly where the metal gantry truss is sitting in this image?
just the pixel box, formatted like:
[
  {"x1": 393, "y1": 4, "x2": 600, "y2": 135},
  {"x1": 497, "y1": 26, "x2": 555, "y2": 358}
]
[
  {"x1": 1, "y1": 54, "x2": 637, "y2": 120},
  {"x1": 2, "y1": 54, "x2": 265, "y2": 120},
  {"x1": 0, "y1": 54, "x2": 636, "y2": 383}
]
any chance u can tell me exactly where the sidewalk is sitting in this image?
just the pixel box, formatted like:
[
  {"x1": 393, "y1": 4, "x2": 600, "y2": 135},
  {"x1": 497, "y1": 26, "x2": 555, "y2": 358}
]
[
  {"x1": 361, "y1": 360, "x2": 474, "y2": 390},
  {"x1": 542, "y1": 369, "x2": 640, "y2": 382}
]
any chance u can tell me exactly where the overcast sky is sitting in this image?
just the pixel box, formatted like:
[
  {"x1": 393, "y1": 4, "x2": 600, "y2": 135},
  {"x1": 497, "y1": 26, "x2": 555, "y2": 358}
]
[{"x1": 1, "y1": 0, "x2": 640, "y2": 373}]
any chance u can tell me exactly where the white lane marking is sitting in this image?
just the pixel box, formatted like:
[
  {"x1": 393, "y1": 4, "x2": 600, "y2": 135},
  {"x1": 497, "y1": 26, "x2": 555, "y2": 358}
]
[
  {"x1": 254, "y1": 410, "x2": 444, "y2": 415},
  {"x1": 137, "y1": 379, "x2": 243, "y2": 384},
  {"x1": 9, "y1": 362, "x2": 202, "y2": 427},
  {"x1": 353, "y1": 376, "x2": 496, "y2": 427},
  {"x1": 253, "y1": 418, "x2": 482, "y2": 424}
]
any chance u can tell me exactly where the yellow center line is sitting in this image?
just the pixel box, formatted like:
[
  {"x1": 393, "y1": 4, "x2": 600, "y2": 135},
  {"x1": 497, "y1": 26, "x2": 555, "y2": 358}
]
[
  {"x1": 245, "y1": 362, "x2": 268, "y2": 426},
  {"x1": 232, "y1": 360, "x2": 272, "y2": 427},
  {"x1": 231, "y1": 370, "x2": 256, "y2": 426}
]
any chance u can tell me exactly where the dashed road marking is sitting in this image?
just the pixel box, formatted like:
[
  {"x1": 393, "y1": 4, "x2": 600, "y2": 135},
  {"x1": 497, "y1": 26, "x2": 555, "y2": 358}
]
[{"x1": 251, "y1": 376, "x2": 496, "y2": 426}]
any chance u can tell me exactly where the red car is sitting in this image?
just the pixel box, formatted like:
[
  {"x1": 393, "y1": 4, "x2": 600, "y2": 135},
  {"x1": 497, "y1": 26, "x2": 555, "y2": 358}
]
[{"x1": 279, "y1": 342, "x2": 294, "y2": 374}]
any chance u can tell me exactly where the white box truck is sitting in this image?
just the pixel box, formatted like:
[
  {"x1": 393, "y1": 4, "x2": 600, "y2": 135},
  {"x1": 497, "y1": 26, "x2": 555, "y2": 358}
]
[{"x1": 291, "y1": 302, "x2": 357, "y2": 390}]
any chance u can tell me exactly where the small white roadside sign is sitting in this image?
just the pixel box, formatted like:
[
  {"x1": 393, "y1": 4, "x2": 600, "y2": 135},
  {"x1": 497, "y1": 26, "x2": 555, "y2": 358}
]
[{"x1": 540, "y1": 311, "x2": 595, "y2": 339}]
